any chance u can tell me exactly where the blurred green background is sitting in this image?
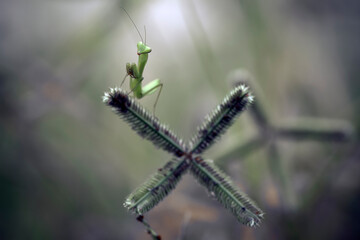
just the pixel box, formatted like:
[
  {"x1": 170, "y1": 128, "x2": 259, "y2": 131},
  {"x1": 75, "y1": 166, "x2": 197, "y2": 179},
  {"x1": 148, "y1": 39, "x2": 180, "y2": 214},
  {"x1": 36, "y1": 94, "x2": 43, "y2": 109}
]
[{"x1": 0, "y1": 0, "x2": 359, "y2": 239}]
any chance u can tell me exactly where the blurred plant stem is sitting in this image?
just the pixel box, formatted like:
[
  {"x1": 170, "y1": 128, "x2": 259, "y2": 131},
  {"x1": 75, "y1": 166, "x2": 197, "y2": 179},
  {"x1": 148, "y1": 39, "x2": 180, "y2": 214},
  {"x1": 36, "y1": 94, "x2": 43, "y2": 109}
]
[
  {"x1": 137, "y1": 215, "x2": 162, "y2": 240},
  {"x1": 214, "y1": 69, "x2": 355, "y2": 208},
  {"x1": 300, "y1": 141, "x2": 358, "y2": 212},
  {"x1": 179, "y1": 0, "x2": 222, "y2": 92},
  {"x1": 176, "y1": 212, "x2": 192, "y2": 240},
  {"x1": 275, "y1": 118, "x2": 354, "y2": 141}
]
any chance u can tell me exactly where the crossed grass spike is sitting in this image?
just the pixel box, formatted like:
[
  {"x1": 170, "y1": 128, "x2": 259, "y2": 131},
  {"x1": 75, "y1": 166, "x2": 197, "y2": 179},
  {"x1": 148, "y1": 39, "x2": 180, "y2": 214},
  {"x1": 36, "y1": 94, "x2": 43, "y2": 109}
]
[{"x1": 103, "y1": 84, "x2": 264, "y2": 231}]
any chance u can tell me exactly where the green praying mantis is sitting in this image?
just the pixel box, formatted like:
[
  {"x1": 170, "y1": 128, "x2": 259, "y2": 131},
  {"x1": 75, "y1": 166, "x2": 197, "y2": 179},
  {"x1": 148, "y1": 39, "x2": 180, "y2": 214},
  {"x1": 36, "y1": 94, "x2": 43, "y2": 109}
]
[{"x1": 120, "y1": 9, "x2": 163, "y2": 114}]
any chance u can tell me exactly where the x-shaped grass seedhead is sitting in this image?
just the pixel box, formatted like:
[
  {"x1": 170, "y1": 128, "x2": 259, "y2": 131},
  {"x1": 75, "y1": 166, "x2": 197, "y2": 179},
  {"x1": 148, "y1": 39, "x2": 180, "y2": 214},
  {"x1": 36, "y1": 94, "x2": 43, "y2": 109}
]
[{"x1": 103, "y1": 84, "x2": 264, "y2": 228}]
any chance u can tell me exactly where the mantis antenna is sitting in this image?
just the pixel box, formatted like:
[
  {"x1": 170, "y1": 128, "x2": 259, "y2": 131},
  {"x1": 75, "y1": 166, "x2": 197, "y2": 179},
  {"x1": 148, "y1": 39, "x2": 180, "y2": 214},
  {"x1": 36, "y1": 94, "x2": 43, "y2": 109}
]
[
  {"x1": 121, "y1": 7, "x2": 144, "y2": 43},
  {"x1": 144, "y1": 26, "x2": 147, "y2": 45}
]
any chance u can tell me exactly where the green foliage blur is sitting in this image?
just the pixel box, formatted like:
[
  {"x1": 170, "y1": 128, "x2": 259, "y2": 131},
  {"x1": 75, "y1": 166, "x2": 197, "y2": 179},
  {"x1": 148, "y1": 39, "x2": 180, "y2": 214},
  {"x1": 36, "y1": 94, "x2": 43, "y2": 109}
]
[{"x1": 0, "y1": 0, "x2": 359, "y2": 239}]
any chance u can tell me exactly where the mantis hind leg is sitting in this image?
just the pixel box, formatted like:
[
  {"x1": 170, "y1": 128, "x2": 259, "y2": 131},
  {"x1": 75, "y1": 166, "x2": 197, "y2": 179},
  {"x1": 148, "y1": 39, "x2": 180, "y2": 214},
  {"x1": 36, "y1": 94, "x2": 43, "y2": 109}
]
[{"x1": 141, "y1": 79, "x2": 163, "y2": 114}]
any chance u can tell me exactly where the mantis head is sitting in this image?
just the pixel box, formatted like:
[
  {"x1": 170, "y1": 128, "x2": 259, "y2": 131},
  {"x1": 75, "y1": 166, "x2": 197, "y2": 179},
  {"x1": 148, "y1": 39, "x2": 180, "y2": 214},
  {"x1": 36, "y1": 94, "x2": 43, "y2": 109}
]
[
  {"x1": 121, "y1": 8, "x2": 151, "y2": 56},
  {"x1": 137, "y1": 42, "x2": 152, "y2": 55}
]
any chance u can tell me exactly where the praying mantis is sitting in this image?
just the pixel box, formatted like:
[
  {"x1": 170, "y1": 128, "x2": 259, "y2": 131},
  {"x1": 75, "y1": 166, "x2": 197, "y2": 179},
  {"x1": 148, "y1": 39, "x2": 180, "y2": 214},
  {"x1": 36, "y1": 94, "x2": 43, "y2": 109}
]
[{"x1": 120, "y1": 8, "x2": 163, "y2": 114}]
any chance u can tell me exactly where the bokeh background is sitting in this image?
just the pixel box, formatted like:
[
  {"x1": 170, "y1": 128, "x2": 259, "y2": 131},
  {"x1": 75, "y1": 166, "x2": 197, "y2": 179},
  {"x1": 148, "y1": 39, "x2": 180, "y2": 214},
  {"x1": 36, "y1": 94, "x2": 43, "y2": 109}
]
[{"x1": 1, "y1": 0, "x2": 359, "y2": 239}]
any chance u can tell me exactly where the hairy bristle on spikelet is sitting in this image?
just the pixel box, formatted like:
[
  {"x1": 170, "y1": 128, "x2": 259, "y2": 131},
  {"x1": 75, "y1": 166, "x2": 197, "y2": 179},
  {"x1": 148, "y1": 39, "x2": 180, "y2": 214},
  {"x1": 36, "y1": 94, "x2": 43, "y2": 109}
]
[
  {"x1": 189, "y1": 84, "x2": 254, "y2": 154},
  {"x1": 103, "y1": 88, "x2": 186, "y2": 157},
  {"x1": 190, "y1": 156, "x2": 264, "y2": 227},
  {"x1": 124, "y1": 157, "x2": 189, "y2": 215}
]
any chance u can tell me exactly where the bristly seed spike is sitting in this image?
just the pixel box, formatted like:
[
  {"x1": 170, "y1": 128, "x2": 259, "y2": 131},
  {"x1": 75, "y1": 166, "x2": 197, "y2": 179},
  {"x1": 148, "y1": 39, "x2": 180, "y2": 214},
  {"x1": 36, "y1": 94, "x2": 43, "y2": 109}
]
[
  {"x1": 103, "y1": 88, "x2": 185, "y2": 156},
  {"x1": 103, "y1": 84, "x2": 263, "y2": 229},
  {"x1": 189, "y1": 84, "x2": 253, "y2": 154}
]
